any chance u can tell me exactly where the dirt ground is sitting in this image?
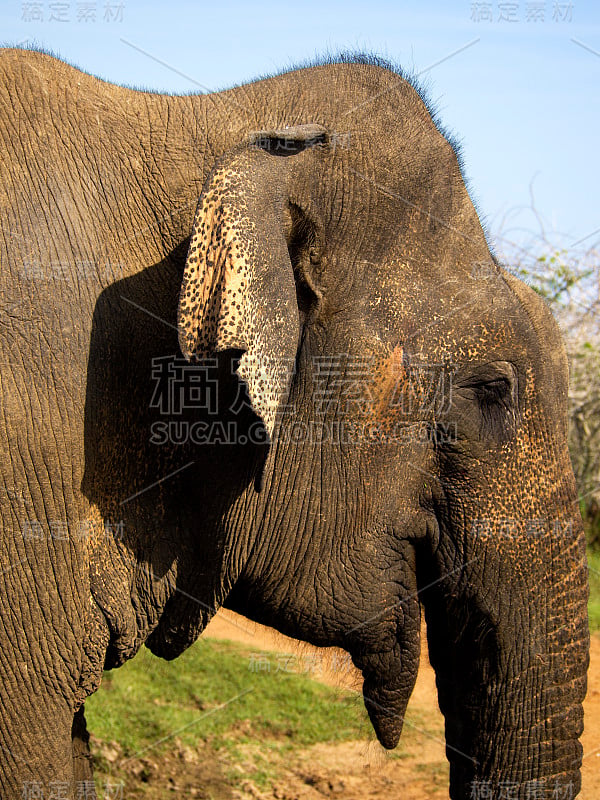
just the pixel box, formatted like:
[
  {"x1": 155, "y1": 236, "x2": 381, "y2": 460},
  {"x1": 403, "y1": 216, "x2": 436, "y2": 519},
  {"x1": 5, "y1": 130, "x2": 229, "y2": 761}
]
[
  {"x1": 203, "y1": 610, "x2": 600, "y2": 800},
  {"x1": 95, "y1": 611, "x2": 599, "y2": 799}
]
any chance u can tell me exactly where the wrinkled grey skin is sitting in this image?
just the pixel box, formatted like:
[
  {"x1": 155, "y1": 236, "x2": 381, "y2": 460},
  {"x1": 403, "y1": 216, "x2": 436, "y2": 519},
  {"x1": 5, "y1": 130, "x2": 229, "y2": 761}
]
[{"x1": 0, "y1": 49, "x2": 589, "y2": 799}]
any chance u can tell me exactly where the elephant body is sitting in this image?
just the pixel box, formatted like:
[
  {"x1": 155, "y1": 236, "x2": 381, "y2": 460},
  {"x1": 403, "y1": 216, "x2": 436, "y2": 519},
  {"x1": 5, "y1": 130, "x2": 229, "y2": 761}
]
[{"x1": 0, "y1": 49, "x2": 589, "y2": 798}]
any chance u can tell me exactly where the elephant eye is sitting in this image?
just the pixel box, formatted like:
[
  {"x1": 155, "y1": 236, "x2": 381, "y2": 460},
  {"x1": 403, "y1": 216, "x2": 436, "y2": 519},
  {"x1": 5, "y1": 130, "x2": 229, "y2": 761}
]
[
  {"x1": 247, "y1": 125, "x2": 329, "y2": 156},
  {"x1": 474, "y1": 378, "x2": 515, "y2": 434},
  {"x1": 454, "y1": 362, "x2": 519, "y2": 442}
]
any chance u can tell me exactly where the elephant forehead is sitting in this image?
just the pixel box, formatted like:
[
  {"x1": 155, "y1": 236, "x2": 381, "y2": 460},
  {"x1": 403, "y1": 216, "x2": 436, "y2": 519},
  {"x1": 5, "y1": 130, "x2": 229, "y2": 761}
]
[{"x1": 365, "y1": 284, "x2": 517, "y2": 366}]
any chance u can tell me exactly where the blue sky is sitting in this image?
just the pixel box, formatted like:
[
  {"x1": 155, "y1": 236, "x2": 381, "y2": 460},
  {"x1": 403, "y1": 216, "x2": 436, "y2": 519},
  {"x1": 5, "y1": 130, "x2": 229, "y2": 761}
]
[{"x1": 2, "y1": 0, "x2": 599, "y2": 257}]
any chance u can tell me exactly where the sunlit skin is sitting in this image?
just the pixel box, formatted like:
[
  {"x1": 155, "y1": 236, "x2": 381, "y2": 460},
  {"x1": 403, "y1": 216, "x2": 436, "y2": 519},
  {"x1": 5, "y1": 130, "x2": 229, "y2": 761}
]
[{"x1": 0, "y1": 49, "x2": 588, "y2": 799}]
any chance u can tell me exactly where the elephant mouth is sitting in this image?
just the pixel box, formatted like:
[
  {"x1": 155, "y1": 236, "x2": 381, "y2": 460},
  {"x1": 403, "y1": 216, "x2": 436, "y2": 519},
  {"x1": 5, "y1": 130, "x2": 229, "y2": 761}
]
[
  {"x1": 350, "y1": 593, "x2": 423, "y2": 750},
  {"x1": 362, "y1": 672, "x2": 413, "y2": 749}
]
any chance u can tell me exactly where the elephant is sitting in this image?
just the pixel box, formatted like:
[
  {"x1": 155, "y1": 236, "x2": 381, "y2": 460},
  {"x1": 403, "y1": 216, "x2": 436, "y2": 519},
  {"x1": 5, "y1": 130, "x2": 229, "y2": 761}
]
[{"x1": 0, "y1": 47, "x2": 589, "y2": 799}]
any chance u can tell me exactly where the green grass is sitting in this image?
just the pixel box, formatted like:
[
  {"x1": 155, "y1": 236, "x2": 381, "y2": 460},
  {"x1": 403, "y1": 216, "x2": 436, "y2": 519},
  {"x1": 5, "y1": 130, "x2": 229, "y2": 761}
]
[
  {"x1": 85, "y1": 635, "x2": 446, "y2": 794},
  {"x1": 85, "y1": 636, "x2": 379, "y2": 793},
  {"x1": 85, "y1": 562, "x2": 598, "y2": 794},
  {"x1": 86, "y1": 637, "x2": 369, "y2": 757},
  {"x1": 587, "y1": 547, "x2": 600, "y2": 632}
]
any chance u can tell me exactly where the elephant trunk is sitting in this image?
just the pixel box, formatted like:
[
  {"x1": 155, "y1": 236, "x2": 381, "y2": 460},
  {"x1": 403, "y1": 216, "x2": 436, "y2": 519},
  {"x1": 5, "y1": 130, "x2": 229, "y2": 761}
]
[{"x1": 424, "y1": 486, "x2": 589, "y2": 799}]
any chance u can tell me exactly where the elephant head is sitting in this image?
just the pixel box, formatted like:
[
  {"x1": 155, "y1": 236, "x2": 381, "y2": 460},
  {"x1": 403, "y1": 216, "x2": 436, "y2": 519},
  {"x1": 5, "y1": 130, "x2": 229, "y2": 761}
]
[{"x1": 177, "y1": 115, "x2": 588, "y2": 799}]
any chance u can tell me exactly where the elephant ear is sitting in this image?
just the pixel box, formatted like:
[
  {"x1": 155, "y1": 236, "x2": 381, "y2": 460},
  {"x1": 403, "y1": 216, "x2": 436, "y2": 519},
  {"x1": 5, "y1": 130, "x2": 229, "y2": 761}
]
[{"x1": 178, "y1": 126, "x2": 328, "y2": 439}]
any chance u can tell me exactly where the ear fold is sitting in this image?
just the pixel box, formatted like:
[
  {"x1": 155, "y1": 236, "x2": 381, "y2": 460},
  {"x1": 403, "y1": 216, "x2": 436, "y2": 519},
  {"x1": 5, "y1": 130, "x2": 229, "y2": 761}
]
[{"x1": 178, "y1": 126, "x2": 327, "y2": 439}]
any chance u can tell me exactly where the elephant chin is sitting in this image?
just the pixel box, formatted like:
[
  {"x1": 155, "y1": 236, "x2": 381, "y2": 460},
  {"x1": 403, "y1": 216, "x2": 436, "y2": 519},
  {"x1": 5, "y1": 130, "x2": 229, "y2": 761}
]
[{"x1": 362, "y1": 675, "x2": 412, "y2": 749}]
